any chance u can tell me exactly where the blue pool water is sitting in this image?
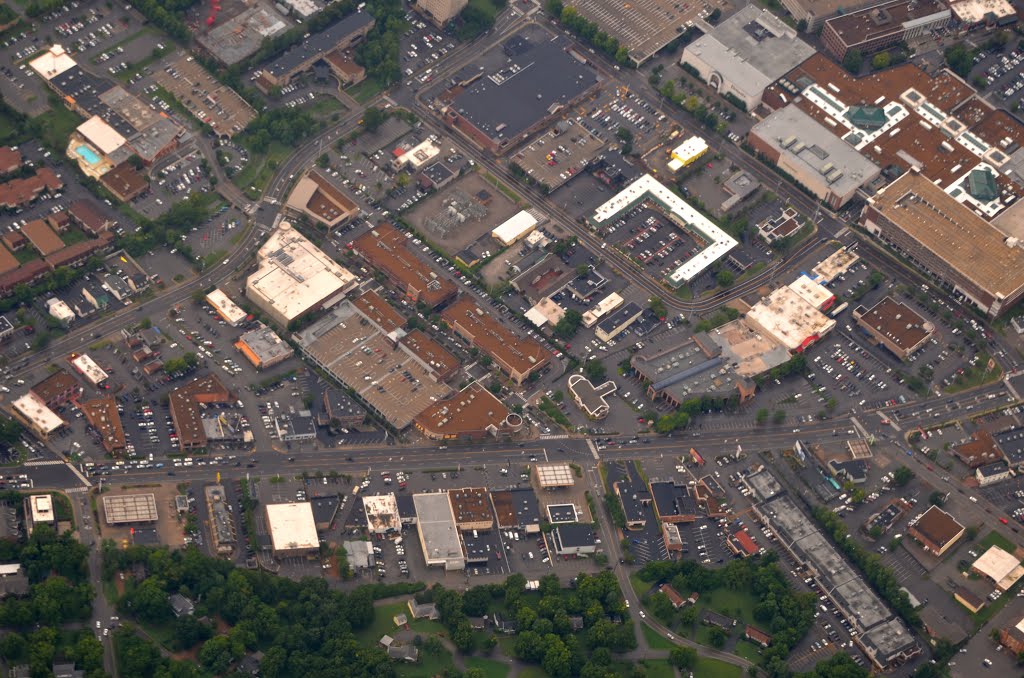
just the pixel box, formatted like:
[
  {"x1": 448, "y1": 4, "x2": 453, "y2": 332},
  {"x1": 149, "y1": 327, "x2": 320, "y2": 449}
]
[{"x1": 75, "y1": 145, "x2": 101, "y2": 165}]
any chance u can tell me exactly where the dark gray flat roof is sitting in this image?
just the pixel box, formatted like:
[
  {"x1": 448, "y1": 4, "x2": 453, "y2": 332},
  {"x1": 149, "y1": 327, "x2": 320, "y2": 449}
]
[
  {"x1": 450, "y1": 38, "x2": 598, "y2": 143},
  {"x1": 264, "y1": 11, "x2": 374, "y2": 77}
]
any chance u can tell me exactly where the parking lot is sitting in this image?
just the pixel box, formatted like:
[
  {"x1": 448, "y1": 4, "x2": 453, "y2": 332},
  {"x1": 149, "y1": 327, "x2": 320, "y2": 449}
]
[
  {"x1": 400, "y1": 13, "x2": 456, "y2": 89},
  {"x1": 969, "y1": 46, "x2": 1024, "y2": 110},
  {"x1": 2, "y1": 1, "x2": 141, "y2": 115},
  {"x1": 151, "y1": 52, "x2": 256, "y2": 138},
  {"x1": 602, "y1": 204, "x2": 703, "y2": 283},
  {"x1": 510, "y1": 123, "x2": 606, "y2": 192}
]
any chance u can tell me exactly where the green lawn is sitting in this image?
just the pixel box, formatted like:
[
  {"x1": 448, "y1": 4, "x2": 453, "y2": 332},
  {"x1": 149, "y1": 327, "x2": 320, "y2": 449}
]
[
  {"x1": 62, "y1": 227, "x2": 89, "y2": 246},
  {"x1": 0, "y1": 108, "x2": 26, "y2": 145},
  {"x1": 357, "y1": 601, "x2": 407, "y2": 645},
  {"x1": 517, "y1": 668, "x2": 548, "y2": 678},
  {"x1": 408, "y1": 617, "x2": 447, "y2": 635},
  {"x1": 695, "y1": 624, "x2": 724, "y2": 647},
  {"x1": 638, "y1": 659, "x2": 676, "y2": 678},
  {"x1": 396, "y1": 648, "x2": 456, "y2": 677},
  {"x1": 308, "y1": 95, "x2": 346, "y2": 118},
  {"x1": 233, "y1": 140, "x2": 290, "y2": 199},
  {"x1": 694, "y1": 657, "x2": 743, "y2": 678},
  {"x1": 33, "y1": 104, "x2": 81, "y2": 152},
  {"x1": 977, "y1": 530, "x2": 1016, "y2": 554},
  {"x1": 496, "y1": 635, "x2": 517, "y2": 659},
  {"x1": 733, "y1": 639, "x2": 764, "y2": 662},
  {"x1": 630, "y1": 574, "x2": 652, "y2": 598},
  {"x1": 347, "y1": 79, "x2": 383, "y2": 104},
  {"x1": 696, "y1": 588, "x2": 758, "y2": 626},
  {"x1": 641, "y1": 622, "x2": 676, "y2": 650},
  {"x1": 463, "y1": 656, "x2": 509, "y2": 678}
]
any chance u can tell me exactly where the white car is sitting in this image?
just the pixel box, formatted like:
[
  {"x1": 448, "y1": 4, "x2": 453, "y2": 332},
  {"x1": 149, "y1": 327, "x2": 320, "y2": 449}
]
[
  {"x1": 639, "y1": 611, "x2": 646, "y2": 618},
  {"x1": 624, "y1": 599, "x2": 630, "y2": 608}
]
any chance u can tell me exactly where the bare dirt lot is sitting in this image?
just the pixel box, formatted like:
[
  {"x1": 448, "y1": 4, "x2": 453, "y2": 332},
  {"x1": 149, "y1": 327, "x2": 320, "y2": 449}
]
[{"x1": 405, "y1": 173, "x2": 519, "y2": 256}]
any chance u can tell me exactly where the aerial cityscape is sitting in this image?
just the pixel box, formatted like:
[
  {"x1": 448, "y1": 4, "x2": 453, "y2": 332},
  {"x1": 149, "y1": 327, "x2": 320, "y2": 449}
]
[{"x1": 1, "y1": 0, "x2": 1024, "y2": 675}]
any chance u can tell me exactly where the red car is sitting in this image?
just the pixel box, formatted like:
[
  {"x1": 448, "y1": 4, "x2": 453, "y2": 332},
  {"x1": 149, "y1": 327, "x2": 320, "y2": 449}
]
[{"x1": 1001, "y1": 517, "x2": 1010, "y2": 525}]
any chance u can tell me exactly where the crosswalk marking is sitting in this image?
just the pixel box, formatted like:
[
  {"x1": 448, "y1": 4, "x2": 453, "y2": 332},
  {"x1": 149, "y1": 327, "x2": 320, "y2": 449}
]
[{"x1": 24, "y1": 460, "x2": 65, "y2": 467}]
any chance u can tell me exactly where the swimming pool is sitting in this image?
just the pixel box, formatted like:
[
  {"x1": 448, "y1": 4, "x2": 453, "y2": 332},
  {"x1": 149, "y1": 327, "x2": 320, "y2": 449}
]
[{"x1": 75, "y1": 145, "x2": 101, "y2": 166}]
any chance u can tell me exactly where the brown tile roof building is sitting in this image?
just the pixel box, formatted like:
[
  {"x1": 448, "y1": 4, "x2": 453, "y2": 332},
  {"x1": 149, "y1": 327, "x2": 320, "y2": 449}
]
[
  {"x1": 448, "y1": 487, "x2": 494, "y2": 531},
  {"x1": 402, "y1": 329, "x2": 458, "y2": 382},
  {"x1": 21, "y1": 220, "x2": 64, "y2": 256},
  {"x1": 100, "y1": 162, "x2": 149, "y2": 202},
  {"x1": 0, "y1": 168, "x2": 62, "y2": 208},
  {"x1": 80, "y1": 396, "x2": 127, "y2": 455},
  {"x1": 745, "y1": 625, "x2": 772, "y2": 647},
  {"x1": 351, "y1": 289, "x2": 405, "y2": 334},
  {"x1": 442, "y1": 298, "x2": 551, "y2": 384},
  {"x1": 0, "y1": 244, "x2": 18, "y2": 276},
  {"x1": 44, "y1": 232, "x2": 114, "y2": 269},
  {"x1": 352, "y1": 223, "x2": 458, "y2": 309},
  {"x1": 413, "y1": 382, "x2": 519, "y2": 441},
  {"x1": 659, "y1": 584, "x2": 685, "y2": 608},
  {"x1": 169, "y1": 374, "x2": 232, "y2": 451},
  {"x1": 0, "y1": 260, "x2": 48, "y2": 295},
  {"x1": 285, "y1": 169, "x2": 359, "y2": 231},
  {"x1": 0, "y1": 147, "x2": 22, "y2": 175},
  {"x1": 30, "y1": 369, "x2": 80, "y2": 408},
  {"x1": 67, "y1": 200, "x2": 113, "y2": 235},
  {"x1": 821, "y1": 0, "x2": 950, "y2": 60},
  {"x1": 852, "y1": 296, "x2": 934, "y2": 359},
  {"x1": 954, "y1": 430, "x2": 1005, "y2": 468},
  {"x1": 907, "y1": 505, "x2": 965, "y2": 556},
  {"x1": 1, "y1": 231, "x2": 26, "y2": 252},
  {"x1": 47, "y1": 211, "x2": 71, "y2": 233}
]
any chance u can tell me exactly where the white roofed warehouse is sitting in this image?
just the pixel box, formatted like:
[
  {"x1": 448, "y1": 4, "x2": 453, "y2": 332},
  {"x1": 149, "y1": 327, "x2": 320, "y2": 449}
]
[
  {"x1": 70, "y1": 354, "x2": 109, "y2": 387},
  {"x1": 246, "y1": 222, "x2": 359, "y2": 327},
  {"x1": 492, "y1": 210, "x2": 540, "y2": 246},
  {"x1": 206, "y1": 289, "x2": 247, "y2": 326},
  {"x1": 264, "y1": 502, "x2": 320, "y2": 558},
  {"x1": 10, "y1": 393, "x2": 64, "y2": 441},
  {"x1": 413, "y1": 492, "x2": 465, "y2": 571}
]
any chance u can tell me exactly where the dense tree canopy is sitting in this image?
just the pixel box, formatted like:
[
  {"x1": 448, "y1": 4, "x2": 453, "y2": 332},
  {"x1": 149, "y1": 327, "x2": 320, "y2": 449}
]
[{"x1": 638, "y1": 553, "x2": 815, "y2": 676}]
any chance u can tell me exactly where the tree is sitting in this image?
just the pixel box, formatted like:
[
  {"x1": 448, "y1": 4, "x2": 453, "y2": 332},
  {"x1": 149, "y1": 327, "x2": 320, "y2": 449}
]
[
  {"x1": 583, "y1": 360, "x2": 607, "y2": 383},
  {"x1": 929, "y1": 490, "x2": 946, "y2": 506},
  {"x1": 796, "y1": 18, "x2": 808, "y2": 31},
  {"x1": 872, "y1": 51, "x2": 891, "y2": 70},
  {"x1": 679, "y1": 605, "x2": 698, "y2": 627},
  {"x1": 716, "y1": 269, "x2": 735, "y2": 287},
  {"x1": 756, "y1": 408, "x2": 769, "y2": 425},
  {"x1": 648, "y1": 296, "x2": 667, "y2": 319},
  {"x1": 843, "y1": 49, "x2": 864, "y2": 74},
  {"x1": 893, "y1": 466, "x2": 914, "y2": 487},
  {"x1": 944, "y1": 42, "x2": 974, "y2": 78},
  {"x1": 708, "y1": 627, "x2": 727, "y2": 648},
  {"x1": 773, "y1": 409, "x2": 786, "y2": 424},
  {"x1": 576, "y1": 263, "x2": 591, "y2": 278},
  {"x1": 554, "y1": 309, "x2": 583, "y2": 339},
  {"x1": 317, "y1": 153, "x2": 329, "y2": 168},
  {"x1": 361, "y1": 107, "x2": 388, "y2": 132},
  {"x1": 669, "y1": 646, "x2": 697, "y2": 669}
]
